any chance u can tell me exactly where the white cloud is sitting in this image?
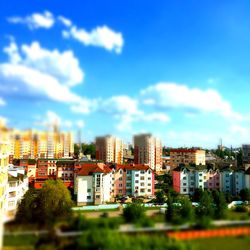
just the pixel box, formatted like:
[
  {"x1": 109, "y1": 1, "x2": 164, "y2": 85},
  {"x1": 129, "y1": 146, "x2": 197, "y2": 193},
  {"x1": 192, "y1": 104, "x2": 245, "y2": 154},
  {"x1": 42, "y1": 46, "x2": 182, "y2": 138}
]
[
  {"x1": 58, "y1": 16, "x2": 72, "y2": 27},
  {"x1": 0, "y1": 40, "x2": 92, "y2": 113},
  {"x1": 0, "y1": 97, "x2": 6, "y2": 106},
  {"x1": 229, "y1": 124, "x2": 249, "y2": 138},
  {"x1": 4, "y1": 41, "x2": 84, "y2": 87},
  {"x1": 140, "y1": 82, "x2": 243, "y2": 120},
  {"x1": 100, "y1": 95, "x2": 170, "y2": 131},
  {"x1": 76, "y1": 120, "x2": 85, "y2": 128},
  {"x1": 63, "y1": 25, "x2": 124, "y2": 53},
  {"x1": 8, "y1": 11, "x2": 55, "y2": 29}
]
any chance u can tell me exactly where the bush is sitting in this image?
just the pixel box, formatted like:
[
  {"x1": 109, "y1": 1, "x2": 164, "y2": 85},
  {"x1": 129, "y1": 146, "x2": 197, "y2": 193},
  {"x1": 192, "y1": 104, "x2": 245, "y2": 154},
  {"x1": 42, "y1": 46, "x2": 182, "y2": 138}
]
[
  {"x1": 234, "y1": 205, "x2": 247, "y2": 212},
  {"x1": 123, "y1": 203, "x2": 146, "y2": 223}
]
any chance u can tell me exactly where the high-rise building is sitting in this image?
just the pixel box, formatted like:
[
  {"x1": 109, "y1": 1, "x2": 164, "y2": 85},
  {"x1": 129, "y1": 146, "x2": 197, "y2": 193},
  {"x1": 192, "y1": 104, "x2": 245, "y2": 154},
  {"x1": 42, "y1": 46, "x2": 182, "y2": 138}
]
[
  {"x1": 0, "y1": 119, "x2": 10, "y2": 248},
  {"x1": 133, "y1": 133, "x2": 162, "y2": 172},
  {"x1": 7, "y1": 128, "x2": 74, "y2": 159},
  {"x1": 95, "y1": 135, "x2": 123, "y2": 164}
]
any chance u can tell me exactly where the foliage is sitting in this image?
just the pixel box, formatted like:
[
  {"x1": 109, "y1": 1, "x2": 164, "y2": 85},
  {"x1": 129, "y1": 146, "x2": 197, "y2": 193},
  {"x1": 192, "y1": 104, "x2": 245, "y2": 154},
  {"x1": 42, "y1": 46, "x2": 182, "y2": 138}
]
[
  {"x1": 74, "y1": 143, "x2": 96, "y2": 158},
  {"x1": 123, "y1": 202, "x2": 146, "y2": 223},
  {"x1": 155, "y1": 174, "x2": 173, "y2": 192},
  {"x1": 155, "y1": 190, "x2": 165, "y2": 204},
  {"x1": 195, "y1": 191, "x2": 214, "y2": 228},
  {"x1": 16, "y1": 180, "x2": 73, "y2": 226},
  {"x1": 15, "y1": 188, "x2": 41, "y2": 223},
  {"x1": 166, "y1": 195, "x2": 193, "y2": 224},
  {"x1": 58, "y1": 230, "x2": 192, "y2": 250},
  {"x1": 239, "y1": 188, "x2": 250, "y2": 201},
  {"x1": 192, "y1": 188, "x2": 203, "y2": 202},
  {"x1": 212, "y1": 190, "x2": 227, "y2": 219},
  {"x1": 234, "y1": 205, "x2": 248, "y2": 213}
]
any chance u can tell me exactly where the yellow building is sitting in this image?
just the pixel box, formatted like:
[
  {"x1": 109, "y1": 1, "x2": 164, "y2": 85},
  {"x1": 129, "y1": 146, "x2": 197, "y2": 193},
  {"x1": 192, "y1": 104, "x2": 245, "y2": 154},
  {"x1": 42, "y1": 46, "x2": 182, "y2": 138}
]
[
  {"x1": 170, "y1": 148, "x2": 206, "y2": 170},
  {"x1": 8, "y1": 128, "x2": 74, "y2": 159},
  {"x1": 0, "y1": 119, "x2": 10, "y2": 248}
]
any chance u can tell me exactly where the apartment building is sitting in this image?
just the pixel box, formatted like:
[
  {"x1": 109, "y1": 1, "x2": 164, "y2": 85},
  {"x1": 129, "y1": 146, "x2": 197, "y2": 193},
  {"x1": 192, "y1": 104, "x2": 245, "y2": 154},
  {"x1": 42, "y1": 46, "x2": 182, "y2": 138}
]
[
  {"x1": 134, "y1": 134, "x2": 162, "y2": 172},
  {"x1": 32, "y1": 158, "x2": 76, "y2": 189},
  {"x1": 110, "y1": 164, "x2": 154, "y2": 197},
  {"x1": 6, "y1": 127, "x2": 74, "y2": 160},
  {"x1": 0, "y1": 120, "x2": 10, "y2": 247},
  {"x1": 6, "y1": 166, "x2": 28, "y2": 219},
  {"x1": 173, "y1": 165, "x2": 248, "y2": 196},
  {"x1": 74, "y1": 163, "x2": 112, "y2": 205},
  {"x1": 95, "y1": 135, "x2": 123, "y2": 164},
  {"x1": 170, "y1": 148, "x2": 206, "y2": 170}
]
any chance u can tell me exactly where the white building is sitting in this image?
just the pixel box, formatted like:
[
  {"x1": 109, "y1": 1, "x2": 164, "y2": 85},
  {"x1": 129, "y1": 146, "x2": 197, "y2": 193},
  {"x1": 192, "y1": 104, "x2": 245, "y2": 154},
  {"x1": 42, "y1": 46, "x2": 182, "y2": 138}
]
[
  {"x1": 6, "y1": 166, "x2": 28, "y2": 220},
  {"x1": 75, "y1": 163, "x2": 112, "y2": 205}
]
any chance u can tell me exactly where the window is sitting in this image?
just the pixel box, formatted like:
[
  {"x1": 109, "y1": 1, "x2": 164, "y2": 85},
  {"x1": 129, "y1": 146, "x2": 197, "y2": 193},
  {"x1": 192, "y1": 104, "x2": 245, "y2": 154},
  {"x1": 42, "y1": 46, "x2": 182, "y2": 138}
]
[
  {"x1": 87, "y1": 196, "x2": 91, "y2": 200},
  {"x1": 148, "y1": 183, "x2": 151, "y2": 186},
  {"x1": 183, "y1": 183, "x2": 187, "y2": 186},
  {"x1": 148, "y1": 177, "x2": 151, "y2": 180},
  {"x1": 119, "y1": 190, "x2": 123, "y2": 193},
  {"x1": 87, "y1": 188, "x2": 91, "y2": 192},
  {"x1": 135, "y1": 186, "x2": 138, "y2": 189},
  {"x1": 140, "y1": 177, "x2": 145, "y2": 180},
  {"x1": 183, "y1": 188, "x2": 187, "y2": 192},
  {"x1": 147, "y1": 189, "x2": 151, "y2": 192},
  {"x1": 119, "y1": 177, "x2": 122, "y2": 181},
  {"x1": 140, "y1": 189, "x2": 145, "y2": 193},
  {"x1": 119, "y1": 184, "x2": 122, "y2": 187},
  {"x1": 140, "y1": 183, "x2": 144, "y2": 186},
  {"x1": 135, "y1": 174, "x2": 139, "y2": 177},
  {"x1": 140, "y1": 170, "x2": 145, "y2": 174},
  {"x1": 183, "y1": 177, "x2": 186, "y2": 180},
  {"x1": 96, "y1": 195, "x2": 100, "y2": 199}
]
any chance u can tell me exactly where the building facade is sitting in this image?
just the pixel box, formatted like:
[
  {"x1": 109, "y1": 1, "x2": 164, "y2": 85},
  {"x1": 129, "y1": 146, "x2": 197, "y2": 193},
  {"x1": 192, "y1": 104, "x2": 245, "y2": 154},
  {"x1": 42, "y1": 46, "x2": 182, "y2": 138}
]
[
  {"x1": 95, "y1": 135, "x2": 123, "y2": 164},
  {"x1": 170, "y1": 148, "x2": 206, "y2": 170},
  {"x1": 134, "y1": 134, "x2": 162, "y2": 172},
  {"x1": 0, "y1": 120, "x2": 10, "y2": 247},
  {"x1": 173, "y1": 165, "x2": 249, "y2": 196}
]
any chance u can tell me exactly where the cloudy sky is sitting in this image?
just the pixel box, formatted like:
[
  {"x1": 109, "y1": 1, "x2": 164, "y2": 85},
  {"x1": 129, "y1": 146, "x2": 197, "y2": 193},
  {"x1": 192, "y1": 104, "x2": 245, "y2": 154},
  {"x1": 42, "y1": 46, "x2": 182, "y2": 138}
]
[{"x1": 0, "y1": 0, "x2": 250, "y2": 148}]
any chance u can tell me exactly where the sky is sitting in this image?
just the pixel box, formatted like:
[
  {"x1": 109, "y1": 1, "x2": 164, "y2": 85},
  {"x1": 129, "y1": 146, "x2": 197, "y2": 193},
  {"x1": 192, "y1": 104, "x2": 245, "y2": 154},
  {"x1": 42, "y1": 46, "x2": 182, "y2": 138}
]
[{"x1": 0, "y1": 0, "x2": 250, "y2": 148}]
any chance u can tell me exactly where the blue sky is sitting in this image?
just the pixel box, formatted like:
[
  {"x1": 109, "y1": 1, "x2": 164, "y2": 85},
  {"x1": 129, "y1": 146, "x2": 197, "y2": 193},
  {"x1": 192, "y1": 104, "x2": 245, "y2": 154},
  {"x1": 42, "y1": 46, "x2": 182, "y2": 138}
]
[{"x1": 0, "y1": 0, "x2": 250, "y2": 147}]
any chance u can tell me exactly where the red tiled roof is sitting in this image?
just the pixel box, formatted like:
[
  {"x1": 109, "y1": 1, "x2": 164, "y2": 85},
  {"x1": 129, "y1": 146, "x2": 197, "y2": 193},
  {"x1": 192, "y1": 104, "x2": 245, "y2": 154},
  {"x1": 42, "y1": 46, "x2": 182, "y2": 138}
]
[
  {"x1": 77, "y1": 163, "x2": 111, "y2": 176},
  {"x1": 113, "y1": 164, "x2": 151, "y2": 171}
]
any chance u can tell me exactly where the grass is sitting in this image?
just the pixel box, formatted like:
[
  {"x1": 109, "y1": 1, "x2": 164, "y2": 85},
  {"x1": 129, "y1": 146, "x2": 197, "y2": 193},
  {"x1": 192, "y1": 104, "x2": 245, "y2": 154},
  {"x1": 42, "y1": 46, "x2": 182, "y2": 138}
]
[
  {"x1": 190, "y1": 235, "x2": 250, "y2": 250},
  {"x1": 3, "y1": 235, "x2": 39, "y2": 248},
  {"x1": 226, "y1": 210, "x2": 250, "y2": 220}
]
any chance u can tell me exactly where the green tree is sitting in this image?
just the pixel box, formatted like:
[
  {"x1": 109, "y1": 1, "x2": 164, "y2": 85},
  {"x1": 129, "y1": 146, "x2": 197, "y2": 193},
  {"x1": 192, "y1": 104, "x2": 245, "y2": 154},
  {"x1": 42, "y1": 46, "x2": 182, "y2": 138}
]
[
  {"x1": 16, "y1": 188, "x2": 40, "y2": 223},
  {"x1": 123, "y1": 202, "x2": 146, "y2": 223},
  {"x1": 155, "y1": 190, "x2": 165, "y2": 204},
  {"x1": 192, "y1": 188, "x2": 204, "y2": 202},
  {"x1": 212, "y1": 190, "x2": 227, "y2": 219},
  {"x1": 239, "y1": 188, "x2": 250, "y2": 201},
  {"x1": 39, "y1": 180, "x2": 73, "y2": 225},
  {"x1": 179, "y1": 196, "x2": 194, "y2": 223},
  {"x1": 195, "y1": 191, "x2": 214, "y2": 228},
  {"x1": 165, "y1": 194, "x2": 174, "y2": 223},
  {"x1": 16, "y1": 180, "x2": 73, "y2": 226}
]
